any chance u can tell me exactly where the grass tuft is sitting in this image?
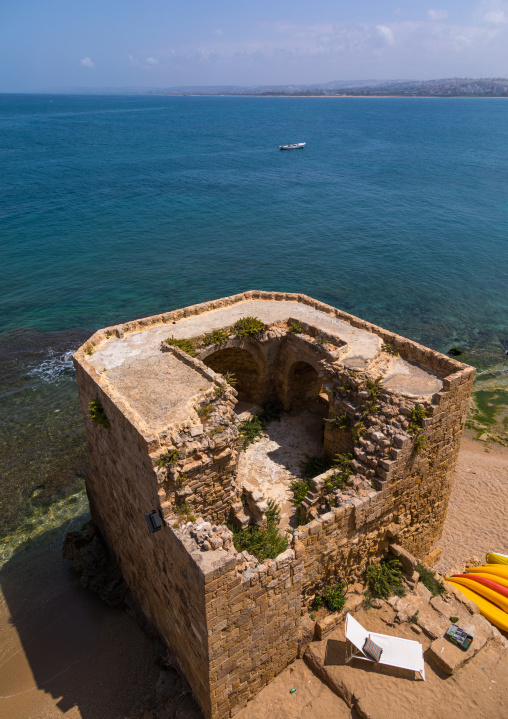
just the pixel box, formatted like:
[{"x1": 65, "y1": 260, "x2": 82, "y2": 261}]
[
  {"x1": 166, "y1": 336, "x2": 197, "y2": 356},
  {"x1": 232, "y1": 316, "x2": 266, "y2": 337},
  {"x1": 416, "y1": 563, "x2": 446, "y2": 597},
  {"x1": 229, "y1": 499, "x2": 288, "y2": 561},
  {"x1": 87, "y1": 400, "x2": 110, "y2": 428}
]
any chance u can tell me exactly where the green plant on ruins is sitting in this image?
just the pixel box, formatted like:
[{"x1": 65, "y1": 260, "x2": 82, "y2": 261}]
[
  {"x1": 408, "y1": 404, "x2": 431, "y2": 435},
  {"x1": 85, "y1": 344, "x2": 94, "y2": 356},
  {"x1": 314, "y1": 580, "x2": 347, "y2": 613},
  {"x1": 229, "y1": 499, "x2": 288, "y2": 561},
  {"x1": 87, "y1": 400, "x2": 110, "y2": 428},
  {"x1": 290, "y1": 478, "x2": 311, "y2": 525},
  {"x1": 363, "y1": 558, "x2": 406, "y2": 602},
  {"x1": 413, "y1": 433, "x2": 426, "y2": 453},
  {"x1": 382, "y1": 343, "x2": 400, "y2": 356},
  {"x1": 415, "y1": 563, "x2": 446, "y2": 597},
  {"x1": 165, "y1": 336, "x2": 197, "y2": 356},
  {"x1": 324, "y1": 412, "x2": 350, "y2": 429},
  {"x1": 173, "y1": 502, "x2": 196, "y2": 525},
  {"x1": 222, "y1": 371, "x2": 237, "y2": 386},
  {"x1": 232, "y1": 316, "x2": 266, "y2": 337},
  {"x1": 196, "y1": 403, "x2": 213, "y2": 420},
  {"x1": 214, "y1": 386, "x2": 228, "y2": 398},
  {"x1": 352, "y1": 421, "x2": 367, "y2": 443},
  {"x1": 299, "y1": 454, "x2": 332, "y2": 479},
  {"x1": 257, "y1": 401, "x2": 283, "y2": 424},
  {"x1": 238, "y1": 416, "x2": 264, "y2": 450},
  {"x1": 288, "y1": 320, "x2": 304, "y2": 333},
  {"x1": 203, "y1": 328, "x2": 230, "y2": 347},
  {"x1": 156, "y1": 448, "x2": 179, "y2": 468}
]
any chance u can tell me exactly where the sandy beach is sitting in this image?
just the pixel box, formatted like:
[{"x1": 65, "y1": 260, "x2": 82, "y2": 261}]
[{"x1": 1, "y1": 429, "x2": 507, "y2": 719}]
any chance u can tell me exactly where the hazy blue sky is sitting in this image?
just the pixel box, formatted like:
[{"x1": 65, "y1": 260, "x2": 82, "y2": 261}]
[{"x1": 2, "y1": 1, "x2": 508, "y2": 90}]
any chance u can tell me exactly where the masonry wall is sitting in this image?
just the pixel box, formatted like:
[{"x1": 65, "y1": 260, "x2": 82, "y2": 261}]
[{"x1": 74, "y1": 363, "x2": 213, "y2": 718}]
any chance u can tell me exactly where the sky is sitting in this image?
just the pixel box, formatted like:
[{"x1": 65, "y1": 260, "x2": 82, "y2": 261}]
[{"x1": 2, "y1": 0, "x2": 508, "y2": 91}]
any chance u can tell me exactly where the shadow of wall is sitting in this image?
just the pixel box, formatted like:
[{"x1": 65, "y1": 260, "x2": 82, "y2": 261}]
[{"x1": 0, "y1": 522, "x2": 162, "y2": 719}]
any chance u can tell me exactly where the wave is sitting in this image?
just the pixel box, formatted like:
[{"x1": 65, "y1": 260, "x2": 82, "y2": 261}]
[{"x1": 27, "y1": 348, "x2": 76, "y2": 383}]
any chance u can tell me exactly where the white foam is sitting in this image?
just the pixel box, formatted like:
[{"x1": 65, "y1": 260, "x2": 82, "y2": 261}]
[{"x1": 28, "y1": 348, "x2": 75, "y2": 383}]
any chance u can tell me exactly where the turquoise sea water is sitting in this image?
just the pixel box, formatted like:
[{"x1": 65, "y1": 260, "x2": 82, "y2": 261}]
[{"x1": 1, "y1": 94, "x2": 508, "y2": 551}]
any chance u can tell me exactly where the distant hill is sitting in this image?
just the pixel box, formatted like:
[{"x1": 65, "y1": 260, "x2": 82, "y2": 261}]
[{"x1": 45, "y1": 78, "x2": 508, "y2": 97}]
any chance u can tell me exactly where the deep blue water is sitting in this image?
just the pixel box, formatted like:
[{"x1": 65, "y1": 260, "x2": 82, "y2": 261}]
[{"x1": 1, "y1": 94, "x2": 508, "y2": 544}]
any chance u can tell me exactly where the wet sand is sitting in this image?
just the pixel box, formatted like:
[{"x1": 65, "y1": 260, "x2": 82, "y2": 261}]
[{"x1": 1, "y1": 430, "x2": 506, "y2": 719}]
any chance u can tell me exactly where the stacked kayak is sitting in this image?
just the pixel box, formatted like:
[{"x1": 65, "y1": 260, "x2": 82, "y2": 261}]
[{"x1": 446, "y1": 553, "x2": 508, "y2": 633}]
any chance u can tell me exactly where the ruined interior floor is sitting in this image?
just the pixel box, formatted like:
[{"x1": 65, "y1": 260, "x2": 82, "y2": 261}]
[{"x1": 235, "y1": 403, "x2": 327, "y2": 529}]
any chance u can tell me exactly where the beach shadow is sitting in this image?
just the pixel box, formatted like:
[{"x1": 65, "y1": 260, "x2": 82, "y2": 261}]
[{"x1": 0, "y1": 521, "x2": 162, "y2": 719}]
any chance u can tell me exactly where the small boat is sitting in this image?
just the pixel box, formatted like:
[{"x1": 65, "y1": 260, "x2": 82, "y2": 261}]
[{"x1": 279, "y1": 142, "x2": 306, "y2": 150}]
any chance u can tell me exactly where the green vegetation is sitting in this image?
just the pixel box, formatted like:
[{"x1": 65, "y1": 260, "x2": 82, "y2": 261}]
[
  {"x1": 258, "y1": 401, "x2": 283, "y2": 424},
  {"x1": 382, "y1": 343, "x2": 400, "y2": 356},
  {"x1": 232, "y1": 316, "x2": 266, "y2": 337},
  {"x1": 413, "y1": 434, "x2": 427, "y2": 453},
  {"x1": 203, "y1": 328, "x2": 230, "y2": 346},
  {"x1": 290, "y1": 478, "x2": 310, "y2": 525},
  {"x1": 363, "y1": 558, "x2": 406, "y2": 601},
  {"x1": 449, "y1": 616, "x2": 459, "y2": 624},
  {"x1": 223, "y1": 371, "x2": 237, "y2": 386},
  {"x1": 288, "y1": 320, "x2": 304, "y2": 333},
  {"x1": 416, "y1": 563, "x2": 446, "y2": 597},
  {"x1": 156, "y1": 449, "x2": 179, "y2": 468},
  {"x1": 196, "y1": 403, "x2": 212, "y2": 420},
  {"x1": 472, "y1": 389, "x2": 508, "y2": 426},
  {"x1": 85, "y1": 344, "x2": 94, "y2": 356},
  {"x1": 314, "y1": 580, "x2": 347, "y2": 613},
  {"x1": 324, "y1": 412, "x2": 350, "y2": 429},
  {"x1": 211, "y1": 425, "x2": 227, "y2": 436},
  {"x1": 324, "y1": 452, "x2": 353, "y2": 495},
  {"x1": 408, "y1": 404, "x2": 431, "y2": 434},
  {"x1": 229, "y1": 499, "x2": 288, "y2": 561},
  {"x1": 214, "y1": 386, "x2": 227, "y2": 398},
  {"x1": 352, "y1": 421, "x2": 367, "y2": 443},
  {"x1": 166, "y1": 336, "x2": 197, "y2": 356},
  {"x1": 87, "y1": 400, "x2": 110, "y2": 428},
  {"x1": 238, "y1": 416, "x2": 264, "y2": 449},
  {"x1": 174, "y1": 502, "x2": 196, "y2": 525},
  {"x1": 299, "y1": 454, "x2": 332, "y2": 479},
  {"x1": 409, "y1": 610, "x2": 420, "y2": 624},
  {"x1": 465, "y1": 389, "x2": 508, "y2": 445},
  {"x1": 309, "y1": 612, "x2": 316, "y2": 621}
]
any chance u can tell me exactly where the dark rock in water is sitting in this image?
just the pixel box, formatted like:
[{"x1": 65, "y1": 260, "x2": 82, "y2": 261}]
[{"x1": 448, "y1": 347, "x2": 465, "y2": 357}]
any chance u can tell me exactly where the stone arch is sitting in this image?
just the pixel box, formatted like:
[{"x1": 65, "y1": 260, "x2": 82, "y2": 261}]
[
  {"x1": 202, "y1": 346, "x2": 264, "y2": 403},
  {"x1": 282, "y1": 360, "x2": 323, "y2": 411}
]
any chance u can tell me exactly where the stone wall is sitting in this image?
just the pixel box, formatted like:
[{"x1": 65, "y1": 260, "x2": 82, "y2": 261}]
[
  {"x1": 73, "y1": 291, "x2": 475, "y2": 719},
  {"x1": 74, "y1": 363, "x2": 214, "y2": 717}
]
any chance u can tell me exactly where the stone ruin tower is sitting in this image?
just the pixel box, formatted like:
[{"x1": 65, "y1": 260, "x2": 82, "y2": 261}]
[{"x1": 73, "y1": 291, "x2": 474, "y2": 719}]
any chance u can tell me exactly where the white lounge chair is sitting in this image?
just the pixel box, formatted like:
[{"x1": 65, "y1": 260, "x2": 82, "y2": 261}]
[{"x1": 344, "y1": 613, "x2": 425, "y2": 681}]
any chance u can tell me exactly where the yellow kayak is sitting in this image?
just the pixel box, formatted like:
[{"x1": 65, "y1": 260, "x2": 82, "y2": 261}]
[
  {"x1": 448, "y1": 576, "x2": 508, "y2": 613},
  {"x1": 486, "y1": 552, "x2": 508, "y2": 566},
  {"x1": 469, "y1": 572, "x2": 508, "y2": 591},
  {"x1": 447, "y1": 580, "x2": 508, "y2": 633},
  {"x1": 466, "y1": 564, "x2": 508, "y2": 580}
]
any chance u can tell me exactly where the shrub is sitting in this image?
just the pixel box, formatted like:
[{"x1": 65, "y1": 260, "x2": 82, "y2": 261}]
[
  {"x1": 299, "y1": 454, "x2": 332, "y2": 479},
  {"x1": 290, "y1": 478, "x2": 311, "y2": 525},
  {"x1": 408, "y1": 404, "x2": 431, "y2": 435},
  {"x1": 196, "y1": 403, "x2": 212, "y2": 420},
  {"x1": 324, "y1": 412, "x2": 350, "y2": 429},
  {"x1": 409, "y1": 610, "x2": 419, "y2": 624},
  {"x1": 156, "y1": 448, "x2": 179, "y2": 468},
  {"x1": 85, "y1": 344, "x2": 94, "y2": 356},
  {"x1": 238, "y1": 416, "x2": 264, "y2": 449},
  {"x1": 325, "y1": 452, "x2": 353, "y2": 495},
  {"x1": 203, "y1": 328, "x2": 230, "y2": 346},
  {"x1": 87, "y1": 400, "x2": 110, "y2": 428},
  {"x1": 416, "y1": 563, "x2": 446, "y2": 597},
  {"x1": 173, "y1": 502, "x2": 196, "y2": 525},
  {"x1": 223, "y1": 371, "x2": 237, "y2": 386},
  {"x1": 258, "y1": 401, "x2": 283, "y2": 424},
  {"x1": 315, "y1": 581, "x2": 347, "y2": 613},
  {"x1": 363, "y1": 558, "x2": 405, "y2": 600},
  {"x1": 449, "y1": 616, "x2": 459, "y2": 624},
  {"x1": 229, "y1": 499, "x2": 288, "y2": 561},
  {"x1": 352, "y1": 421, "x2": 367, "y2": 443},
  {"x1": 288, "y1": 320, "x2": 303, "y2": 333},
  {"x1": 382, "y1": 343, "x2": 400, "y2": 356},
  {"x1": 414, "y1": 433, "x2": 426, "y2": 453},
  {"x1": 166, "y1": 336, "x2": 197, "y2": 356},
  {"x1": 232, "y1": 316, "x2": 265, "y2": 337}
]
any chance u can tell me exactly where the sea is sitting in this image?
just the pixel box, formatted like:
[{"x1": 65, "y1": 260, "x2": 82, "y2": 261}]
[{"x1": 1, "y1": 94, "x2": 508, "y2": 562}]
